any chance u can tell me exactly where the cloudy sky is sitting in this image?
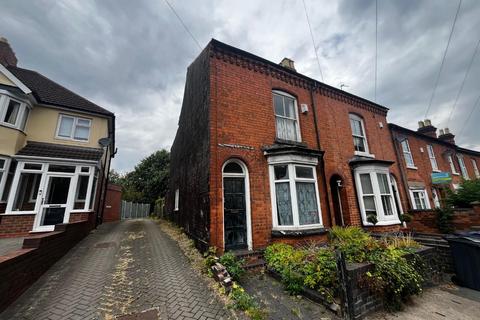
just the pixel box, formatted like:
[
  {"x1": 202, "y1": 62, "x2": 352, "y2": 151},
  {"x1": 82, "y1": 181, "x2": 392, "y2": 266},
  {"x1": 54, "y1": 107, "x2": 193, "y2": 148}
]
[{"x1": 1, "y1": 0, "x2": 479, "y2": 172}]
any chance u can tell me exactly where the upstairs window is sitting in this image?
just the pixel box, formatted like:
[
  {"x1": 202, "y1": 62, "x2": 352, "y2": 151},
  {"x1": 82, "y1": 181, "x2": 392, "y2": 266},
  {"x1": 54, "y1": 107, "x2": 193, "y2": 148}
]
[
  {"x1": 426, "y1": 145, "x2": 438, "y2": 171},
  {"x1": 472, "y1": 159, "x2": 480, "y2": 178},
  {"x1": 0, "y1": 94, "x2": 30, "y2": 131},
  {"x1": 401, "y1": 139, "x2": 415, "y2": 168},
  {"x1": 447, "y1": 155, "x2": 459, "y2": 175},
  {"x1": 349, "y1": 114, "x2": 370, "y2": 155},
  {"x1": 457, "y1": 155, "x2": 469, "y2": 180},
  {"x1": 56, "y1": 114, "x2": 91, "y2": 141},
  {"x1": 273, "y1": 91, "x2": 300, "y2": 142},
  {"x1": 3, "y1": 99, "x2": 20, "y2": 125}
]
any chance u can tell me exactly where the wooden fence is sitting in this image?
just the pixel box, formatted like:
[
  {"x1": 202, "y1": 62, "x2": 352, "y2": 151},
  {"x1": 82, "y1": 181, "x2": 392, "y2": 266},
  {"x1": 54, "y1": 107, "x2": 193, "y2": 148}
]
[{"x1": 121, "y1": 201, "x2": 150, "y2": 220}]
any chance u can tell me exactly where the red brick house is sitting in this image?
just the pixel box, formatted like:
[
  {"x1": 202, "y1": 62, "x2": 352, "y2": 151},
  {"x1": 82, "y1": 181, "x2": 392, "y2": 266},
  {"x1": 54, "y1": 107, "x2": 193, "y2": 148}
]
[
  {"x1": 390, "y1": 121, "x2": 480, "y2": 211},
  {"x1": 166, "y1": 39, "x2": 410, "y2": 252}
]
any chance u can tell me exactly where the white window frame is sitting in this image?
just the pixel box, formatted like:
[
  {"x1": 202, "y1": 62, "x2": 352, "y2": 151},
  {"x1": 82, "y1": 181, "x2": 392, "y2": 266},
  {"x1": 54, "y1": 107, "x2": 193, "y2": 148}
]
[
  {"x1": 409, "y1": 189, "x2": 431, "y2": 210},
  {"x1": 55, "y1": 114, "x2": 92, "y2": 142},
  {"x1": 426, "y1": 145, "x2": 439, "y2": 172},
  {"x1": 0, "y1": 91, "x2": 31, "y2": 132},
  {"x1": 268, "y1": 155, "x2": 322, "y2": 231},
  {"x1": 457, "y1": 154, "x2": 469, "y2": 180},
  {"x1": 0, "y1": 156, "x2": 11, "y2": 203},
  {"x1": 349, "y1": 114, "x2": 373, "y2": 157},
  {"x1": 272, "y1": 90, "x2": 302, "y2": 142},
  {"x1": 174, "y1": 189, "x2": 179, "y2": 211},
  {"x1": 354, "y1": 165, "x2": 401, "y2": 226},
  {"x1": 401, "y1": 139, "x2": 416, "y2": 169},
  {"x1": 472, "y1": 159, "x2": 480, "y2": 178},
  {"x1": 447, "y1": 155, "x2": 459, "y2": 175},
  {"x1": 432, "y1": 188, "x2": 441, "y2": 209}
]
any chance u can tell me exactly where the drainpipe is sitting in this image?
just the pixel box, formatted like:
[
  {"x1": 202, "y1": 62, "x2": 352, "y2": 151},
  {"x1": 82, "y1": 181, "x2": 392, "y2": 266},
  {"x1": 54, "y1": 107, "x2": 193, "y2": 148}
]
[{"x1": 310, "y1": 83, "x2": 332, "y2": 228}]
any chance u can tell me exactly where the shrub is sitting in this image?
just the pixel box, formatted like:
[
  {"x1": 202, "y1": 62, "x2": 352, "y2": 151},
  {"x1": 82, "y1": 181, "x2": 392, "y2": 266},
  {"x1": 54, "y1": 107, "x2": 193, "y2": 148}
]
[
  {"x1": 229, "y1": 283, "x2": 267, "y2": 320},
  {"x1": 380, "y1": 233, "x2": 420, "y2": 250},
  {"x1": 219, "y1": 252, "x2": 245, "y2": 281},
  {"x1": 446, "y1": 179, "x2": 480, "y2": 208},
  {"x1": 203, "y1": 246, "x2": 218, "y2": 272},
  {"x1": 302, "y1": 248, "x2": 339, "y2": 302},
  {"x1": 435, "y1": 207, "x2": 454, "y2": 234},
  {"x1": 329, "y1": 226, "x2": 378, "y2": 262}
]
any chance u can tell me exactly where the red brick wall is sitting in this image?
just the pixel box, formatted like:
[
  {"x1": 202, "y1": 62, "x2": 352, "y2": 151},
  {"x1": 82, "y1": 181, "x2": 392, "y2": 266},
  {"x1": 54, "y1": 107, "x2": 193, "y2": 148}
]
[
  {"x1": 0, "y1": 221, "x2": 92, "y2": 311},
  {"x1": 0, "y1": 214, "x2": 35, "y2": 238},
  {"x1": 208, "y1": 53, "x2": 402, "y2": 250},
  {"x1": 103, "y1": 184, "x2": 122, "y2": 222},
  {"x1": 69, "y1": 212, "x2": 91, "y2": 223},
  {"x1": 408, "y1": 204, "x2": 480, "y2": 234}
]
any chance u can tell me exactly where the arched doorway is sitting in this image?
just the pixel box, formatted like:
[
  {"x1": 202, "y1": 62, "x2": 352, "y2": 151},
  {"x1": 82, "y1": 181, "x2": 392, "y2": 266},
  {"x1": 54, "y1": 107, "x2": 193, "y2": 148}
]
[
  {"x1": 222, "y1": 159, "x2": 252, "y2": 251},
  {"x1": 330, "y1": 175, "x2": 346, "y2": 226}
]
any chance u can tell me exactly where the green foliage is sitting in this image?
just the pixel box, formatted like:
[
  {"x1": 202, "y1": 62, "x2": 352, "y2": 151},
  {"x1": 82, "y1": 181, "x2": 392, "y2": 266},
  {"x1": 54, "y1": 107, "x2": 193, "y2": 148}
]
[
  {"x1": 435, "y1": 207, "x2": 454, "y2": 234},
  {"x1": 229, "y1": 283, "x2": 267, "y2": 320},
  {"x1": 445, "y1": 179, "x2": 480, "y2": 208},
  {"x1": 367, "y1": 214, "x2": 378, "y2": 225},
  {"x1": 399, "y1": 213, "x2": 412, "y2": 223},
  {"x1": 302, "y1": 249, "x2": 338, "y2": 302},
  {"x1": 219, "y1": 252, "x2": 245, "y2": 281},
  {"x1": 203, "y1": 246, "x2": 218, "y2": 273},
  {"x1": 329, "y1": 226, "x2": 378, "y2": 262}
]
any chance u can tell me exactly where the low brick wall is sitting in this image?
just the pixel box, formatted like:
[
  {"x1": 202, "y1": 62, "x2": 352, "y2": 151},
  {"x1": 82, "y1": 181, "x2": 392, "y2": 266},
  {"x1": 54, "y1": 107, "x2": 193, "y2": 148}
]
[
  {"x1": 0, "y1": 214, "x2": 35, "y2": 238},
  {"x1": 408, "y1": 203, "x2": 480, "y2": 234},
  {"x1": 346, "y1": 247, "x2": 440, "y2": 319},
  {"x1": 69, "y1": 211, "x2": 92, "y2": 223},
  {"x1": 0, "y1": 221, "x2": 92, "y2": 311}
]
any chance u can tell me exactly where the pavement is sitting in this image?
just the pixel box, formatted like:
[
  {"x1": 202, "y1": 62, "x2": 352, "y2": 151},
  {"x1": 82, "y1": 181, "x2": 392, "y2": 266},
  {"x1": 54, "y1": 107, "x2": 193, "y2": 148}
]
[
  {"x1": 0, "y1": 219, "x2": 230, "y2": 320},
  {"x1": 0, "y1": 236, "x2": 24, "y2": 256}
]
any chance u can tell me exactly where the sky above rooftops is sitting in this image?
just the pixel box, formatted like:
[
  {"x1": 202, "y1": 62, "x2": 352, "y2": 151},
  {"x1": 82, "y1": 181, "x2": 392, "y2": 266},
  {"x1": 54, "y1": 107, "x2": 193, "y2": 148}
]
[{"x1": 1, "y1": 0, "x2": 479, "y2": 172}]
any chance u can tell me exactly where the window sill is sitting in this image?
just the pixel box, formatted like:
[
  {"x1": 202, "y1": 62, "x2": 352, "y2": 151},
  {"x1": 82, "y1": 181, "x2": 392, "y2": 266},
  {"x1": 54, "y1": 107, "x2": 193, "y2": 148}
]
[
  {"x1": 271, "y1": 227, "x2": 327, "y2": 237},
  {"x1": 274, "y1": 138, "x2": 306, "y2": 147},
  {"x1": 432, "y1": 170, "x2": 441, "y2": 173},
  {"x1": 55, "y1": 136, "x2": 90, "y2": 144},
  {"x1": 362, "y1": 219, "x2": 402, "y2": 227},
  {"x1": 0, "y1": 212, "x2": 36, "y2": 216},
  {"x1": 354, "y1": 151, "x2": 375, "y2": 158},
  {"x1": 406, "y1": 166, "x2": 418, "y2": 170}
]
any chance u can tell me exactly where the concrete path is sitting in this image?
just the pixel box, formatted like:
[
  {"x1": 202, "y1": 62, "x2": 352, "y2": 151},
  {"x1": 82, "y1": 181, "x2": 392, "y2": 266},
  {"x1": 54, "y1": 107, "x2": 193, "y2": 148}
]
[{"x1": 0, "y1": 220, "x2": 230, "y2": 320}]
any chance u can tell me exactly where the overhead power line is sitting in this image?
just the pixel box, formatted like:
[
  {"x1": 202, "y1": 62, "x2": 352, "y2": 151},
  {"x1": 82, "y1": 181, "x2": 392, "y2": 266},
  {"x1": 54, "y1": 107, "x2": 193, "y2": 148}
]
[
  {"x1": 302, "y1": 0, "x2": 324, "y2": 82},
  {"x1": 163, "y1": 0, "x2": 202, "y2": 51},
  {"x1": 446, "y1": 37, "x2": 480, "y2": 127},
  {"x1": 456, "y1": 93, "x2": 480, "y2": 141},
  {"x1": 424, "y1": 0, "x2": 462, "y2": 118},
  {"x1": 374, "y1": 0, "x2": 378, "y2": 102}
]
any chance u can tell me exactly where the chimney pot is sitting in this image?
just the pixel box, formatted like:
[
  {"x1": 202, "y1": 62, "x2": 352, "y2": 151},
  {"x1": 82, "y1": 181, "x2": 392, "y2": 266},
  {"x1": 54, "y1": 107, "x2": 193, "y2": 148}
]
[
  {"x1": 444, "y1": 127, "x2": 450, "y2": 134},
  {"x1": 418, "y1": 120, "x2": 425, "y2": 128},
  {"x1": 279, "y1": 58, "x2": 296, "y2": 71},
  {"x1": 439, "y1": 129, "x2": 445, "y2": 136},
  {"x1": 424, "y1": 119, "x2": 432, "y2": 126},
  {"x1": 0, "y1": 36, "x2": 17, "y2": 67}
]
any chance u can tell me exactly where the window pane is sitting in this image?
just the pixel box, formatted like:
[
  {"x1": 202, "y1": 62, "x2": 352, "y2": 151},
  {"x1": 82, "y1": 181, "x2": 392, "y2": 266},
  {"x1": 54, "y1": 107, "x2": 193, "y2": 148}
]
[
  {"x1": 1, "y1": 161, "x2": 16, "y2": 202},
  {"x1": 275, "y1": 182, "x2": 293, "y2": 225},
  {"x1": 360, "y1": 174, "x2": 373, "y2": 194},
  {"x1": 295, "y1": 166, "x2": 314, "y2": 179},
  {"x1": 89, "y1": 174, "x2": 97, "y2": 210},
  {"x1": 377, "y1": 173, "x2": 389, "y2": 194},
  {"x1": 48, "y1": 165, "x2": 76, "y2": 173},
  {"x1": 74, "y1": 126, "x2": 90, "y2": 140},
  {"x1": 0, "y1": 159, "x2": 5, "y2": 169},
  {"x1": 284, "y1": 97, "x2": 295, "y2": 118},
  {"x1": 350, "y1": 118, "x2": 363, "y2": 136},
  {"x1": 404, "y1": 153, "x2": 414, "y2": 166},
  {"x1": 273, "y1": 94, "x2": 284, "y2": 116},
  {"x1": 276, "y1": 117, "x2": 297, "y2": 141},
  {"x1": 353, "y1": 136, "x2": 366, "y2": 152},
  {"x1": 224, "y1": 162, "x2": 243, "y2": 174},
  {"x1": 296, "y1": 182, "x2": 320, "y2": 225},
  {"x1": 81, "y1": 167, "x2": 90, "y2": 173},
  {"x1": 401, "y1": 140, "x2": 410, "y2": 153},
  {"x1": 12, "y1": 172, "x2": 42, "y2": 211},
  {"x1": 24, "y1": 163, "x2": 42, "y2": 170},
  {"x1": 58, "y1": 116, "x2": 74, "y2": 137},
  {"x1": 363, "y1": 195, "x2": 376, "y2": 213},
  {"x1": 4, "y1": 100, "x2": 20, "y2": 125},
  {"x1": 74, "y1": 175, "x2": 90, "y2": 209},
  {"x1": 274, "y1": 165, "x2": 289, "y2": 180},
  {"x1": 20, "y1": 108, "x2": 29, "y2": 130},
  {"x1": 77, "y1": 119, "x2": 90, "y2": 126},
  {"x1": 381, "y1": 195, "x2": 393, "y2": 215}
]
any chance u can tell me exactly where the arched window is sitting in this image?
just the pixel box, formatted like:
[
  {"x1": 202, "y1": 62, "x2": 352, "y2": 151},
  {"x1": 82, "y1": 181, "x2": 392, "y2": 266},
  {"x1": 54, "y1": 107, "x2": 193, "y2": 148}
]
[
  {"x1": 223, "y1": 162, "x2": 244, "y2": 174},
  {"x1": 349, "y1": 113, "x2": 370, "y2": 155},
  {"x1": 272, "y1": 90, "x2": 301, "y2": 142}
]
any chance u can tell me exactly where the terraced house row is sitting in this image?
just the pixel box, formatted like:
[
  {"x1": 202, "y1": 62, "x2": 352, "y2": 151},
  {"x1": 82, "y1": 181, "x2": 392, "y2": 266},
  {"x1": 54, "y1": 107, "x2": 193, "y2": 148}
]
[
  {"x1": 0, "y1": 38, "x2": 115, "y2": 237},
  {"x1": 166, "y1": 39, "x2": 480, "y2": 252}
]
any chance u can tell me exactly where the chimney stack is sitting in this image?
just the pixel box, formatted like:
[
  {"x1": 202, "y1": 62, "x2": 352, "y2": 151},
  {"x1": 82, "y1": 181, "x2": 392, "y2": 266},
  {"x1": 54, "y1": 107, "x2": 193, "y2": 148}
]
[
  {"x1": 438, "y1": 127, "x2": 455, "y2": 145},
  {"x1": 279, "y1": 58, "x2": 296, "y2": 71},
  {"x1": 417, "y1": 118, "x2": 437, "y2": 138},
  {"x1": 0, "y1": 37, "x2": 17, "y2": 67}
]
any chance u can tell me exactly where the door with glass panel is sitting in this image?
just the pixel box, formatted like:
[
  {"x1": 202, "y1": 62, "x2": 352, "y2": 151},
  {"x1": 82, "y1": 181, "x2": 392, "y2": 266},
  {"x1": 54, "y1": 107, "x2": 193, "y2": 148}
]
[{"x1": 36, "y1": 174, "x2": 73, "y2": 231}]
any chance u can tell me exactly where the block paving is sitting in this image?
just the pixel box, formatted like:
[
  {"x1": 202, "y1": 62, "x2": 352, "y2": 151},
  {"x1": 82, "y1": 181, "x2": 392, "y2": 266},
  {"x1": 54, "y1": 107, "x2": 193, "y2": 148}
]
[{"x1": 0, "y1": 220, "x2": 230, "y2": 320}]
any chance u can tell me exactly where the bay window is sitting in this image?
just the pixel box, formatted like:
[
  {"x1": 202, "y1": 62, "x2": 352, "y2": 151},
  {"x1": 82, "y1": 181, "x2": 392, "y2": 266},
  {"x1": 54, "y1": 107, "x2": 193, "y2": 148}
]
[
  {"x1": 0, "y1": 92, "x2": 31, "y2": 131},
  {"x1": 270, "y1": 163, "x2": 322, "y2": 229},
  {"x1": 273, "y1": 91, "x2": 301, "y2": 142},
  {"x1": 354, "y1": 166, "x2": 400, "y2": 225},
  {"x1": 56, "y1": 114, "x2": 91, "y2": 141}
]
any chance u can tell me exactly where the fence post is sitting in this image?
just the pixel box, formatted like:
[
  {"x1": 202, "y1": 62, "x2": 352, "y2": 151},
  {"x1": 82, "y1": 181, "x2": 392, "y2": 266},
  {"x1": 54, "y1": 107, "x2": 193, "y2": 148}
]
[{"x1": 336, "y1": 250, "x2": 354, "y2": 320}]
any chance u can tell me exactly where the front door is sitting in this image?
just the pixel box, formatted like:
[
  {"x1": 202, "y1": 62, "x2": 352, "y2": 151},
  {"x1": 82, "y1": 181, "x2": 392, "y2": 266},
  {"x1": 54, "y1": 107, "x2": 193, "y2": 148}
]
[
  {"x1": 223, "y1": 177, "x2": 247, "y2": 251},
  {"x1": 35, "y1": 175, "x2": 72, "y2": 231}
]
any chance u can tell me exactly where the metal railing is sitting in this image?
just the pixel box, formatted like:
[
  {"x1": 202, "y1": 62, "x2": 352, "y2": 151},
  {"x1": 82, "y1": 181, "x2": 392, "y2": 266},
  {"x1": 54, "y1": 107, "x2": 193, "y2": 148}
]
[{"x1": 121, "y1": 200, "x2": 150, "y2": 220}]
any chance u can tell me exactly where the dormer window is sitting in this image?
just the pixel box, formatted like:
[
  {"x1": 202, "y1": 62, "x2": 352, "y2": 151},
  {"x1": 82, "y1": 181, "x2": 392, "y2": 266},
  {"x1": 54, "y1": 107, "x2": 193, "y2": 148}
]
[
  {"x1": 0, "y1": 93, "x2": 30, "y2": 131},
  {"x1": 349, "y1": 114, "x2": 371, "y2": 156},
  {"x1": 273, "y1": 91, "x2": 301, "y2": 142},
  {"x1": 56, "y1": 114, "x2": 91, "y2": 141}
]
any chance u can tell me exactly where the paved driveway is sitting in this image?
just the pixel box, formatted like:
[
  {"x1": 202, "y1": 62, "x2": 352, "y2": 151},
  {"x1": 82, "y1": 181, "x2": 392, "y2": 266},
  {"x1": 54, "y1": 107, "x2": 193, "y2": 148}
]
[{"x1": 0, "y1": 220, "x2": 230, "y2": 320}]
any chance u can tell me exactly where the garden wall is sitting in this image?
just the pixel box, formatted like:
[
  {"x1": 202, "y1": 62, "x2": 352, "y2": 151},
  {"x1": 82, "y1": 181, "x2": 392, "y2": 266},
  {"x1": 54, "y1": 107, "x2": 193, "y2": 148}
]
[
  {"x1": 345, "y1": 246, "x2": 440, "y2": 319},
  {"x1": 407, "y1": 203, "x2": 480, "y2": 234},
  {"x1": 0, "y1": 221, "x2": 92, "y2": 312}
]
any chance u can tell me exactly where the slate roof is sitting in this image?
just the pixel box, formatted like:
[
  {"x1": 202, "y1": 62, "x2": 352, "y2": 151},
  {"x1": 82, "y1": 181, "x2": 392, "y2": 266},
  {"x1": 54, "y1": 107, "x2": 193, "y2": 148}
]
[
  {"x1": 7, "y1": 66, "x2": 113, "y2": 116},
  {"x1": 16, "y1": 141, "x2": 104, "y2": 162}
]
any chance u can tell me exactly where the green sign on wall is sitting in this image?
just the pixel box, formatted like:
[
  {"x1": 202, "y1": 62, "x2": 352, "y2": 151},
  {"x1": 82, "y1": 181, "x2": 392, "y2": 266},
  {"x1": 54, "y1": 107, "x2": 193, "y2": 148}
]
[{"x1": 432, "y1": 172, "x2": 452, "y2": 184}]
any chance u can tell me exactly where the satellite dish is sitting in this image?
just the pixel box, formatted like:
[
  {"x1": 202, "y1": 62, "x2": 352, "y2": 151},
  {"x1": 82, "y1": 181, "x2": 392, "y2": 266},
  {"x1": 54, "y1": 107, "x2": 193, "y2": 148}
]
[{"x1": 98, "y1": 137, "x2": 111, "y2": 147}]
